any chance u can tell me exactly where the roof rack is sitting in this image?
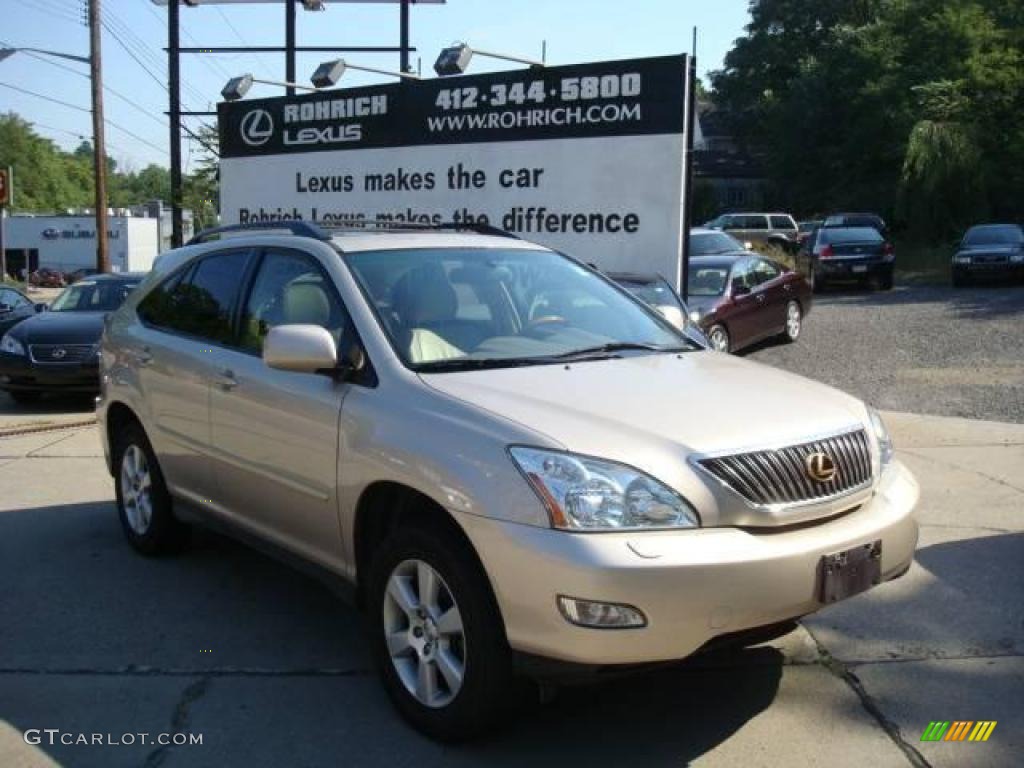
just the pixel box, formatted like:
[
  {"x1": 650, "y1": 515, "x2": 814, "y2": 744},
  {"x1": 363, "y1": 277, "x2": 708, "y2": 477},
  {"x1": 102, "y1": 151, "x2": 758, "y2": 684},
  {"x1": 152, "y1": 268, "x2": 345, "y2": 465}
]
[
  {"x1": 187, "y1": 220, "x2": 331, "y2": 245},
  {"x1": 187, "y1": 219, "x2": 520, "y2": 245}
]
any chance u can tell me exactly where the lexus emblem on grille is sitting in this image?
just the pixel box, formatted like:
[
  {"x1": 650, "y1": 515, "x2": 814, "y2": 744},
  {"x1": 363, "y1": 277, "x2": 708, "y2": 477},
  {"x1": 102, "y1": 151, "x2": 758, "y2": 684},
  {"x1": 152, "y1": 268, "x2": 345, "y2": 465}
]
[
  {"x1": 51, "y1": 348, "x2": 67, "y2": 360},
  {"x1": 805, "y1": 452, "x2": 837, "y2": 483}
]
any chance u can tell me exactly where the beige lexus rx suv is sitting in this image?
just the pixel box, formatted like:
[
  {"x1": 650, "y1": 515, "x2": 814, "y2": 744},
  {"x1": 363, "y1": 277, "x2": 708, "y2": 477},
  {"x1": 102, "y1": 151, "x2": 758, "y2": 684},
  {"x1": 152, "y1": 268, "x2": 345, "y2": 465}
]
[{"x1": 97, "y1": 222, "x2": 918, "y2": 740}]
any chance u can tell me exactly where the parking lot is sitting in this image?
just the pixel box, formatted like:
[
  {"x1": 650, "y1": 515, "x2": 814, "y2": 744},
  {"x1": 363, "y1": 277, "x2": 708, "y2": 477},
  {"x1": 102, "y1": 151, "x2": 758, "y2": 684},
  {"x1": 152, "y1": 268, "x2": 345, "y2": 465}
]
[{"x1": 1, "y1": 282, "x2": 1022, "y2": 767}]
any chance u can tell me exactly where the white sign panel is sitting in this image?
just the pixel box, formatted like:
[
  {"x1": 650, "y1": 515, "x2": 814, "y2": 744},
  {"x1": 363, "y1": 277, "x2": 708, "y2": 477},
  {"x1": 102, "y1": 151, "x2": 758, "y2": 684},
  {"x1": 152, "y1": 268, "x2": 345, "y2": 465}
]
[{"x1": 219, "y1": 55, "x2": 690, "y2": 285}]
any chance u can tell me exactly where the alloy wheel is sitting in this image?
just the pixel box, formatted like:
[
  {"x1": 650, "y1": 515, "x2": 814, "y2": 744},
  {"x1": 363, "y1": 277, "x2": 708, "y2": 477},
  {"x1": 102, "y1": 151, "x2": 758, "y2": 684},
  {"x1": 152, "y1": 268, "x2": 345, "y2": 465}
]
[
  {"x1": 120, "y1": 444, "x2": 153, "y2": 535},
  {"x1": 383, "y1": 558, "x2": 466, "y2": 709},
  {"x1": 786, "y1": 301, "x2": 802, "y2": 340},
  {"x1": 708, "y1": 326, "x2": 729, "y2": 353}
]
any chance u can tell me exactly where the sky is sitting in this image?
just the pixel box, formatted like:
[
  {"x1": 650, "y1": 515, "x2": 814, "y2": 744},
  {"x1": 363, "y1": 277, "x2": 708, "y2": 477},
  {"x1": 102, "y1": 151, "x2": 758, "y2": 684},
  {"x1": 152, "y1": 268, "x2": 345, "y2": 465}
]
[{"x1": 0, "y1": 0, "x2": 750, "y2": 172}]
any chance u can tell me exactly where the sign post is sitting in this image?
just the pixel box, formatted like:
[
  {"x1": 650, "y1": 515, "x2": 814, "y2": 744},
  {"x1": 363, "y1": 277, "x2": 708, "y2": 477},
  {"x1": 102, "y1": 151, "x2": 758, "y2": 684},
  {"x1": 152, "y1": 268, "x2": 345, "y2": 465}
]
[
  {"x1": 218, "y1": 54, "x2": 692, "y2": 287},
  {"x1": 0, "y1": 167, "x2": 11, "y2": 282}
]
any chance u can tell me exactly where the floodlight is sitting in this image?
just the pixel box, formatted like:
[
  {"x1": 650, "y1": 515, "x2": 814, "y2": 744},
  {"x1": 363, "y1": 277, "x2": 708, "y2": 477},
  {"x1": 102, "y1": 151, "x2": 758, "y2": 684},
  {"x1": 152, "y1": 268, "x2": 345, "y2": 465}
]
[
  {"x1": 310, "y1": 58, "x2": 420, "y2": 87},
  {"x1": 221, "y1": 73, "x2": 319, "y2": 102},
  {"x1": 222, "y1": 73, "x2": 254, "y2": 102},
  {"x1": 434, "y1": 42, "x2": 543, "y2": 76}
]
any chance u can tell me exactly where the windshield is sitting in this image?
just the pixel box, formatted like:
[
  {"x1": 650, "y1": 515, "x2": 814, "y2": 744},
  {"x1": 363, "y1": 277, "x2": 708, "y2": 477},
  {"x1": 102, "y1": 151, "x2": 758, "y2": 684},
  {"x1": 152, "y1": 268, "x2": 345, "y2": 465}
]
[
  {"x1": 691, "y1": 231, "x2": 744, "y2": 256},
  {"x1": 964, "y1": 226, "x2": 1023, "y2": 246},
  {"x1": 687, "y1": 263, "x2": 731, "y2": 296},
  {"x1": 818, "y1": 227, "x2": 883, "y2": 244},
  {"x1": 343, "y1": 248, "x2": 694, "y2": 371},
  {"x1": 616, "y1": 277, "x2": 685, "y2": 313},
  {"x1": 49, "y1": 280, "x2": 140, "y2": 312}
]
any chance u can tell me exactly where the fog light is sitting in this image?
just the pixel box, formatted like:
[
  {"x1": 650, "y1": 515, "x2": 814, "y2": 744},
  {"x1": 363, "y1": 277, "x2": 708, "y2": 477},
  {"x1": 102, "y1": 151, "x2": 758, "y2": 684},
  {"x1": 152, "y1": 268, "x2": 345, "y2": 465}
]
[{"x1": 557, "y1": 596, "x2": 646, "y2": 628}]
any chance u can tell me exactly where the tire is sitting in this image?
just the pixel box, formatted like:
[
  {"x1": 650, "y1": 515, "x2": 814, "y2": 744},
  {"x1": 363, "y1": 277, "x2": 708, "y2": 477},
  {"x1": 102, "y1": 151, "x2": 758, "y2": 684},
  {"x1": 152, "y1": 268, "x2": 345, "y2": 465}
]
[
  {"x1": 368, "y1": 523, "x2": 514, "y2": 741},
  {"x1": 706, "y1": 324, "x2": 730, "y2": 353},
  {"x1": 8, "y1": 390, "x2": 42, "y2": 405},
  {"x1": 780, "y1": 300, "x2": 802, "y2": 344},
  {"x1": 113, "y1": 421, "x2": 189, "y2": 556},
  {"x1": 877, "y1": 268, "x2": 894, "y2": 291}
]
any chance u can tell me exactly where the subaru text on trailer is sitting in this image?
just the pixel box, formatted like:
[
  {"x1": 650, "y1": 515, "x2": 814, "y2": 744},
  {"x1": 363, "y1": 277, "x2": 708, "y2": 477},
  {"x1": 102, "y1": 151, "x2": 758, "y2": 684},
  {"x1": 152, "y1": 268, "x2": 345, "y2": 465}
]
[{"x1": 98, "y1": 222, "x2": 919, "y2": 740}]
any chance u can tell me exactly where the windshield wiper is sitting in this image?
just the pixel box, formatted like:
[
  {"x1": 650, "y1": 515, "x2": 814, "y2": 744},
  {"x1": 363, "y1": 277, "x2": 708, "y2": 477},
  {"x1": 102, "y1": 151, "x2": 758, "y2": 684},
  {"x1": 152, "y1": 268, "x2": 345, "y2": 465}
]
[
  {"x1": 553, "y1": 342, "x2": 690, "y2": 361},
  {"x1": 415, "y1": 356, "x2": 561, "y2": 373}
]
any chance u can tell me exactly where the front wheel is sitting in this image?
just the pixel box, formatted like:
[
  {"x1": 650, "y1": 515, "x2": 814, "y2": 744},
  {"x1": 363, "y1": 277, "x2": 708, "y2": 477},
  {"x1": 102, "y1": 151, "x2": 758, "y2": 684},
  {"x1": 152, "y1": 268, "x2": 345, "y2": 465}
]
[
  {"x1": 877, "y1": 268, "x2": 894, "y2": 291},
  {"x1": 368, "y1": 524, "x2": 514, "y2": 741},
  {"x1": 113, "y1": 421, "x2": 189, "y2": 556},
  {"x1": 780, "y1": 300, "x2": 802, "y2": 343},
  {"x1": 706, "y1": 324, "x2": 730, "y2": 353}
]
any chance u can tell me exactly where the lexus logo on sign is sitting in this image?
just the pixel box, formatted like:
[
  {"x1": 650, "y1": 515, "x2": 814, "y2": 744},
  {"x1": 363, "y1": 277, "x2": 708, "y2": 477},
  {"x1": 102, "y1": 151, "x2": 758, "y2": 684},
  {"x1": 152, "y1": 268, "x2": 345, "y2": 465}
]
[{"x1": 240, "y1": 109, "x2": 274, "y2": 147}]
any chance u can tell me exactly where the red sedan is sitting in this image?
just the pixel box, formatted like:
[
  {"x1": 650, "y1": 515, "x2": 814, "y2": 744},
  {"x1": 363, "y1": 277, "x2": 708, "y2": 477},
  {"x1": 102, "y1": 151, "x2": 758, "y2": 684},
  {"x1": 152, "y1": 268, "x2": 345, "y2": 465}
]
[{"x1": 686, "y1": 253, "x2": 812, "y2": 353}]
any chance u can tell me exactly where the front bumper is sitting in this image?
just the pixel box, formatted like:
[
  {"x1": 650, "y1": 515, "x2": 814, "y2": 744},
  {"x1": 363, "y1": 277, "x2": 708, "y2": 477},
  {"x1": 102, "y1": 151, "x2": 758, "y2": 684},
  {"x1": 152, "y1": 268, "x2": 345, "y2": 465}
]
[
  {"x1": 456, "y1": 460, "x2": 918, "y2": 666},
  {"x1": 953, "y1": 261, "x2": 1024, "y2": 279},
  {"x1": 0, "y1": 350, "x2": 99, "y2": 393}
]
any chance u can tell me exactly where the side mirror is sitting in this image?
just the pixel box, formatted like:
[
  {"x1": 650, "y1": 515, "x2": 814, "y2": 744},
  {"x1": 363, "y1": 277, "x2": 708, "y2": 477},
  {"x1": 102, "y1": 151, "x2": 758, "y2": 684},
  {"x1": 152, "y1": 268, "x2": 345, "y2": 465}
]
[
  {"x1": 732, "y1": 283, "x2": 751, "y2": 297},
  {"x1": 263, "y1": 325, "x2": 338, "y2": 374},
  {"x1": 0, "y1": 303, "x2": 11, "y2": 315},
  {"x1": 34, "y1": 303, "x2": 48, "y2": 313}
]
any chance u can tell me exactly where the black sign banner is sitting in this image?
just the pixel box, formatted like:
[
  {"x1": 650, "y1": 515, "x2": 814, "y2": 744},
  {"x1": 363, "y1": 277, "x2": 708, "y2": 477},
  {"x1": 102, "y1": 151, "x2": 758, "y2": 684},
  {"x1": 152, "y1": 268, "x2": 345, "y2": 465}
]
[{"x1": 218, "y1": 55, "x2": 687, "y2": 158}]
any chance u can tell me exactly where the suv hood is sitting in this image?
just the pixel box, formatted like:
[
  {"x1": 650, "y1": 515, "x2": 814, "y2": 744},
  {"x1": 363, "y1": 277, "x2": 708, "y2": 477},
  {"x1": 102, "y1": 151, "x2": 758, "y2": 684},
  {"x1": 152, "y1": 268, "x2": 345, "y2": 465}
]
[{"x1": 421, "y1": 351, "x2": 867, "y2": 458}]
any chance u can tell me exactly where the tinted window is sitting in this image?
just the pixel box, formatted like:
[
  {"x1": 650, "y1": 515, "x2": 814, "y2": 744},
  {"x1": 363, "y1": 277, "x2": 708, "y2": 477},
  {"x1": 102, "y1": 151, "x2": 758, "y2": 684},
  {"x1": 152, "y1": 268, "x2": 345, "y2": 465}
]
[
  {"x1": 139, "y1": 250, "x2": 250, "y2": 343},
  {"x1": 240, "y1": 249, "x2": 348, "y2": 354},
  {"x1": 687, "y1": 264, "x2": 731, "y2": 296},
  {"x1": 690, "y1": 231, "x2": 744, "y2": 255},
  {"x1": 731, "y1": 260, "x2": 755, "y2": 291},
  {"x1": 740, "y1": 215, "x2": 768, "y2": 230},
  {"x1": 770, "y1": 215, "x2": 795, "y2": 230},
  {"x1": 819, "y1": 228, "x2": 883, "y2": 244},
  {"x1": 964, "y1": 225, "x2": 1023, "y2": 246}
]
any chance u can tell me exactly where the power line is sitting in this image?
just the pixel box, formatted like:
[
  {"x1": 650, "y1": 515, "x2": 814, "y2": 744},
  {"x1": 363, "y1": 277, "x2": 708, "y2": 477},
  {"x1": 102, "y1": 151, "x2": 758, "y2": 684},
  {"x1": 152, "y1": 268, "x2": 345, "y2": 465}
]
[{"x1": 0, "y1": 81, "x2": 168, "y2": 156}]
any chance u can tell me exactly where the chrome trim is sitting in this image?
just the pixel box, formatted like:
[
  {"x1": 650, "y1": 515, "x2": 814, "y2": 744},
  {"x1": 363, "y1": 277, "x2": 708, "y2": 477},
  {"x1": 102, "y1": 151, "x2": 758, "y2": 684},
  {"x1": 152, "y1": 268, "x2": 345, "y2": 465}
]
[
  {"x1": 28, "y1": 343, "x2": 98, "y2": 365},
  {"x1": 690, "y1": 426, "x2": 874, "y2": 513}
]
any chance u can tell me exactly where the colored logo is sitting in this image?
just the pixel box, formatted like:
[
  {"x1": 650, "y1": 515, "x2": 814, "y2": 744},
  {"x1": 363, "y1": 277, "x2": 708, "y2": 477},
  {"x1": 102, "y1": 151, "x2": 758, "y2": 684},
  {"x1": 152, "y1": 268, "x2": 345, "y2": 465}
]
[
  {"x1": 240, "y1": 109, "x2": 274, "y2": 147},
  {"x1": 805, "y1": 451, "x2": 837, "y2": 483},
  {"x1": 921, "y1": 721, "x2": 997, "y2": 742}
]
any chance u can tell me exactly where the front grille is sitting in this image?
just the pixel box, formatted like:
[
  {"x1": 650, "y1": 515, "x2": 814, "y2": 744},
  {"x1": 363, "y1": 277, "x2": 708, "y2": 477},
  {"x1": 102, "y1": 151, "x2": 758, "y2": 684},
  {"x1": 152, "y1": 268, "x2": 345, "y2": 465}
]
[
  {"x1": 29, "y1": 344, "x2": 96, "y2": 364},
  {"x1": 698, "y1": 429, "x2": 873, "y2": 507},
  {"x1": 972, "y1": 254, "x2": 1008, "y2": 264}
]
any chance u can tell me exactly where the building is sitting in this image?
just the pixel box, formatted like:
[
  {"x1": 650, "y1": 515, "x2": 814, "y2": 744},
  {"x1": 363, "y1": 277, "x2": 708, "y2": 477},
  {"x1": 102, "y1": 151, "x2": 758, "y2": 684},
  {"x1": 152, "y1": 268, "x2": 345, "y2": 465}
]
[
  {"x1": 2, "y1": 214, "x2": 159, "y2": 279},
  {"x1": 130, "y1": 200, "x2": 195, "y2": 254},
  {"x1": 693, "y1": 103, "x2": 769, "y2": 212}
]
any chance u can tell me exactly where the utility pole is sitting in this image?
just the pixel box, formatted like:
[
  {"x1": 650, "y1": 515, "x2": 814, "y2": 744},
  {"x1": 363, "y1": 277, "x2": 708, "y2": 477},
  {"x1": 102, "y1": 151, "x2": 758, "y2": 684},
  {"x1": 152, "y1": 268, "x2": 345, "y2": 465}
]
[
  {"x1": 399, "y1": 0, "x2": 410, "y2": 72},
  {"x1": 88, "y1": 0, "x2": 110, "y2": 272},
  {"x1": 169, "y1": 0, "x2": 183, "y2": 247},
  {"x1": 285, "y1": 0, "x2": 297, "y2": 96}
]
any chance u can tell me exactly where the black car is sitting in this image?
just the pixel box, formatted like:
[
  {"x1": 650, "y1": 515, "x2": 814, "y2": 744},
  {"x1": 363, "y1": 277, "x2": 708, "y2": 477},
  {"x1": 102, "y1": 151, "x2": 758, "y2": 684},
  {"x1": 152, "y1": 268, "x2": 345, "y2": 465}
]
[
  {"x1": 0, "y1": 273, "x2": 143, "y2": 403},
  {"x1": 802, "y1": 226, "x2": 895, "y2": 291},
  {"x1": 0, "y1": 286, "x2": 45, "y2": 337},
  {"x1": 952, "y1": 224, "x2": 1024, "y2": 287}
]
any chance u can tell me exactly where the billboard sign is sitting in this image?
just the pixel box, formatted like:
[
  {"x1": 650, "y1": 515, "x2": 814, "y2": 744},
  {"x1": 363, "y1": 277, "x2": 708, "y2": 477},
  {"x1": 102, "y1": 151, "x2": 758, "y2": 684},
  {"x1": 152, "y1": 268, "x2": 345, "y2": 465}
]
[{"x1": 219, "y1": 54, "x2": 690, "y2": 285}]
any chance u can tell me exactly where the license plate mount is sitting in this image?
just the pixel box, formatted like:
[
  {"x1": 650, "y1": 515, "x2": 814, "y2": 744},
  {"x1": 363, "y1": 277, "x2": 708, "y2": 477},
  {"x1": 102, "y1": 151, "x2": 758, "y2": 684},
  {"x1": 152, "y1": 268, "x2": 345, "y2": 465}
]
[
  {"x1": 852, "y1": 265, "x2": 868, "y2": 273},
  {"x1": 819, "y1": 540, "x2": 882, "y2": 603}
]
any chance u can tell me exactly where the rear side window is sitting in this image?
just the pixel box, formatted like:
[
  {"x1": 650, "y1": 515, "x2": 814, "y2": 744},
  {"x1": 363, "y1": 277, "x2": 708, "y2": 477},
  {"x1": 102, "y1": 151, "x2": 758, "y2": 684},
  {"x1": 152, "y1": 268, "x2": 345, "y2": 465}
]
[
  {"x1": 770, "y1": 215, "x2": 795, "y2": 230},
  {"x1": 138, "y1": 250, "x2": 251, "y2": 343},
  {"x1": 740, "y1": 215, "x2": 768, "y2": 230}
]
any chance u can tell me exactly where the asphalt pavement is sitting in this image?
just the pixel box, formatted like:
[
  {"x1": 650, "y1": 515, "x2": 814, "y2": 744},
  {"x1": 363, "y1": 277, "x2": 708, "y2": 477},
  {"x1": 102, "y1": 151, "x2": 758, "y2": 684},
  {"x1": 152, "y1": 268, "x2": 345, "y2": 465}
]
[
  {"x1": 0, "y1": 413, "x2": 1021, "y2": 768},
  {"x1": 747, "y1": 282, "x2": 1024, "y2": 423}
]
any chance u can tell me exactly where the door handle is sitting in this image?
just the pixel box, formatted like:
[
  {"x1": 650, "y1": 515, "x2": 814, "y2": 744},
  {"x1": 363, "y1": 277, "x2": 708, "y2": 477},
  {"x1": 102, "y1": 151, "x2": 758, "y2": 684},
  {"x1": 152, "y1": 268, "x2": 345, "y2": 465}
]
[
  {"x1": 756, "y1": 294, "x2": 766, "y2": 303},
  {"x1": 216, "y1": 369, "x2": 238, "y2": 391}
]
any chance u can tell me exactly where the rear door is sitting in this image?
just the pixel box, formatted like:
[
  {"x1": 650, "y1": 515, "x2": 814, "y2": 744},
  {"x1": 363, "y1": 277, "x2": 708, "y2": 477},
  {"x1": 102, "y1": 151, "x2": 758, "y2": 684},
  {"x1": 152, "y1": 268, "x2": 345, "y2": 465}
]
[
  {"x1": 207, "y1": 246, "x2": 355, "y2": 566},
  {"x1": 726, "y1": 258, "x2": 762, "y2": 347},
  {"x1": 133, "y1": 248, "x2": 253, "y2": 503},
  {"x1": 749, "y1": 258, "x2": 788, "y2": 335}
]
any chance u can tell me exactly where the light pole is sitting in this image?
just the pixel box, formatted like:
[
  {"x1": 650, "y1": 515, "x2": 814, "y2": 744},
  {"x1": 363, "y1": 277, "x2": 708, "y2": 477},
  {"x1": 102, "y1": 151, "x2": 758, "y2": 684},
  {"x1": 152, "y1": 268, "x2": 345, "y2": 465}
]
[{"x1": 0, "y1": 37, "x2": 110, "y2": 273}]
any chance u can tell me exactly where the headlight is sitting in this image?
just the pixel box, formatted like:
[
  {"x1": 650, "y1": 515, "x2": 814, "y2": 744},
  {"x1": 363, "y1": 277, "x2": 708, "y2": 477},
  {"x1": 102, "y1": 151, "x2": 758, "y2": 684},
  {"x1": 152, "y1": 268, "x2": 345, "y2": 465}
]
[
  {"x1": 509, "y1": 447, "x2": 700, "y2": 530},
  {"x1": 0, "y1": 335, "x2": 26, "y2": 356},
  {"x1": 953, "y1": 254, "x2": 971, "y2": 264},
  {"x1": 868, "y1": 408, "x2": 894, "y2": 468}
]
